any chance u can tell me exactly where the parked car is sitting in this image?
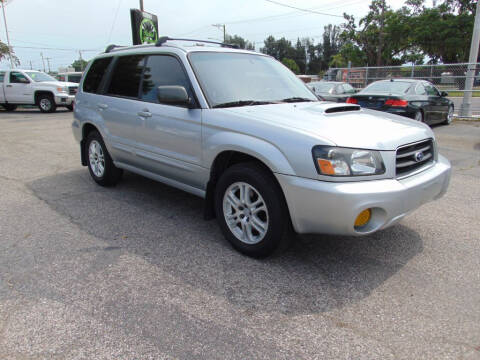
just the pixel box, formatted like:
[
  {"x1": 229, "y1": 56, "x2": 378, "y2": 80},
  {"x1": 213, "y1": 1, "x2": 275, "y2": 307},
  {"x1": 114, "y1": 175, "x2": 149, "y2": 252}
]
[
  {"x1": 57, "y1": 71, "x2": 83, "y2": 84},
  {"x1": 0, "y1": 69, "x2": 78, "y2": 112},
  {"x1": 346, "y1": 79, "x2": 454, "y2": 125},
  {"x1": 72, "y1": 38, "x2": 451, "y2": 258},
  {"x1": 308, "y1": 81, "x2": 357, "y2": 102}
]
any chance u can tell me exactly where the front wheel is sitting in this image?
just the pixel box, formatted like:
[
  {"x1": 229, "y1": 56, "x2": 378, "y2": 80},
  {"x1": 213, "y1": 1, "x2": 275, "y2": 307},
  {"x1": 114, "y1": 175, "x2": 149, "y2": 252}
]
[
  {"x1": 214, "y1": 163, "x2": 291, "y2": 258},
  {"x1": 443, "y1": 105, "x2": 454, "y2": 125},
  {"x1": 85, "y1": 131, "x2": 123, "y2": 186},
  {"x1": 37, "y1": 94, "x2": 56, "y2": 113}
]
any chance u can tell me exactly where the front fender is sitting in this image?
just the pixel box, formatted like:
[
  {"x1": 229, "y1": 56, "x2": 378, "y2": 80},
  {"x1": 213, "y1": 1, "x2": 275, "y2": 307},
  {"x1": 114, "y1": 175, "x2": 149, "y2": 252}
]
[{"x1": 204, "y1": 131, "x2": 296, "y2": 175}]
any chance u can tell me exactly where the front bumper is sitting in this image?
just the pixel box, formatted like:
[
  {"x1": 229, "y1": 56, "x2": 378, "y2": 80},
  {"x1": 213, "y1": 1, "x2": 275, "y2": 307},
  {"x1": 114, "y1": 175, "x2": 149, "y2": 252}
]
[
  {"x1": 276, "y1": 155, "x2": 451, "y2": 236},
  {"x1": 54, "y1": 94, "x2": 75, "y2": 105}
]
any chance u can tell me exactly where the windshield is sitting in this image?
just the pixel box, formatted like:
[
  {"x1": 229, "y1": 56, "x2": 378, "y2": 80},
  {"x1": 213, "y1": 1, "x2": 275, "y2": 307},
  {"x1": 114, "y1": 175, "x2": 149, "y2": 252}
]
[
  {"x1": 362, "y1": 81, "x2": 411, "y2": 94},
  {"x1": 309, "y1": 82, "x2": 335, "y2": 93},
  {"x1": 189, "y1": 52, "x2": 317, "y2": 108},
  {"x1": 25, "y1": 71, "x2": 57, "y2": 82}
]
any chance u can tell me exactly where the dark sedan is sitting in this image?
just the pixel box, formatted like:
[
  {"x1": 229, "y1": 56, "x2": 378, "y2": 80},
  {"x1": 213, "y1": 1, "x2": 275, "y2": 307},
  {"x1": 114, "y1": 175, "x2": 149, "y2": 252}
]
[
  {"x1": 307, "y1": 81, "x2": 357, "y2": 102},
  {"x1": 346, "y1": 79, "x2": 454, "y2": 125}
]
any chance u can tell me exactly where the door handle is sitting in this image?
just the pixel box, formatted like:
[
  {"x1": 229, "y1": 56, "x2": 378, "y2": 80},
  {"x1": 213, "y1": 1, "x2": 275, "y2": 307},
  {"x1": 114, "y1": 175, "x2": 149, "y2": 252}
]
[
  {"x1": 137, "y1": 110, "x2": 152, "y2": 118},
  {"x1": 97, "y1": 103, "x2": 108, "y2": 110}
]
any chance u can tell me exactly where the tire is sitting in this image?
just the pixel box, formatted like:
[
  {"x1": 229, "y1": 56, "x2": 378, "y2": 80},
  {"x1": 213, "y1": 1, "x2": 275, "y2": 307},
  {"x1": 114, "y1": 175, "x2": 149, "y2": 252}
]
[
  {"x1": 37, "y1": 94, "x2": 56, "y2": 113},
  {"x1": 85, "y1": 131, "x2": 123, "y2": 186},
  {"x1": 214, "y1": 162, "x2": 291, "y2": 258},
  {"x1": 414, "y1": 110, "x2": 424, "y2": 122},
  {"x1": 443, "y1": 105, "x2": 454, "y2": 125},
  {"x1": 1, "y1": 104, "x2": 17, "y2": 111},
  {"x1": 66, "y1": 104, "x2": 74, "y2": 111}
]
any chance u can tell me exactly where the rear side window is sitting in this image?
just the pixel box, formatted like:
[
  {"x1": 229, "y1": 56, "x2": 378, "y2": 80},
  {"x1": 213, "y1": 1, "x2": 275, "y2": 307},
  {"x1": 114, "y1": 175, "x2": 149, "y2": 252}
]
[
  {"x1": 107, "y1": 55, "x2": 145, "y2": 98},
  {"x1": 83, "y1": 57, "x2": 112, "y2": 93},
  {"x1": 0, "y1": 72, "x2": 5, "y2": 82},
  {"x1": 140, "y1": 55, "x2": 193, "y2": 104}
]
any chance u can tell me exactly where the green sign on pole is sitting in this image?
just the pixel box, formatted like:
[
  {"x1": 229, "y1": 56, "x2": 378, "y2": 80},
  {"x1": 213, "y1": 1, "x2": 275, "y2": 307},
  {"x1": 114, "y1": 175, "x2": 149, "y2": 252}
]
[{"x1": 130, "y1": 9, "x2": 158, "y2": 45}]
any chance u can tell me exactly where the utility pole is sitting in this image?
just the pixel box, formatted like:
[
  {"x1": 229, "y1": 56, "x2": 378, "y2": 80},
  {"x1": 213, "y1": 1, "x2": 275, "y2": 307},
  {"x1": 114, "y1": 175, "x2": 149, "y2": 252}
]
[
  {"x1": 40, "y1": 52, "x2": 46, "y2": 72},
  {"x1": 377, "y1": 0, "x2": 385, "y2": 67},
  {"x1": 460, "y1": 0, "x2": 480, "y2": 117},
  {"x1": 212, "y1": 24, "x2": 226, "y2": 42},
  {"x1": 1, "y1": 0, "x2": 14, "y2": 68},
  {"x1": 45, "y1": 57, "x2": 52, "y2": 73},
  {"x1": 139, "y1": 0, "x2": 144, "y2": 11},
  {"x1": 29, "y1": 60, "x2": 32, "y2": 70}
]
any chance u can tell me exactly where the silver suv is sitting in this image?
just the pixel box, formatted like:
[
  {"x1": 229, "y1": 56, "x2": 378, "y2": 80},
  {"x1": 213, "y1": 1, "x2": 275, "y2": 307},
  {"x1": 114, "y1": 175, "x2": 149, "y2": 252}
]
[{"x1": 72, "y1": 38, "x2": 451, "y2": 257}]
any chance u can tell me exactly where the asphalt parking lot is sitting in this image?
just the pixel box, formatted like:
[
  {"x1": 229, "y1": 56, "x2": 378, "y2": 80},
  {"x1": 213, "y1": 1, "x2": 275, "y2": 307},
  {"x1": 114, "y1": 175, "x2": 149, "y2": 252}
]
[{"x1": 0, "y1": 109, "x2": 479, "y2": 360}]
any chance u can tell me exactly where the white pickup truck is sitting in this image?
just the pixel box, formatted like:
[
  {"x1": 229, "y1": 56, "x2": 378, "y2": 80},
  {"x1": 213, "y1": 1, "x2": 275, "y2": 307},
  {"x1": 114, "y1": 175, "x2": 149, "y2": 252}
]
[{"x1": 0, "y1": 69, "x2": 78, "y2": 112}]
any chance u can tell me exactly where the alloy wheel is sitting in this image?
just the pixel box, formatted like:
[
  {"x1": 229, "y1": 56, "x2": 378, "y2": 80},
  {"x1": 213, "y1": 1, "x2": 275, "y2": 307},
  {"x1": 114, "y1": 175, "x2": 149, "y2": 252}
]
[{"x1": 88, "y1": 140, "x2": 105, "y2": 178}]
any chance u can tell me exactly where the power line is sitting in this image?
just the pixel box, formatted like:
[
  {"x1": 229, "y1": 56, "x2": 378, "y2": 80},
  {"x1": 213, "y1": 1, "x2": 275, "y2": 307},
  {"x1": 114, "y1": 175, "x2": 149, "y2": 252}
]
[
  {"x1": 107, "y1": 0, "x2": 123, "y2": 44},
  {"x1": 264, "y1": 0, "x2": 344, "y2": 18},
  {"x1": 13, "y1": 45, "x2": 101, "y2": 52}
]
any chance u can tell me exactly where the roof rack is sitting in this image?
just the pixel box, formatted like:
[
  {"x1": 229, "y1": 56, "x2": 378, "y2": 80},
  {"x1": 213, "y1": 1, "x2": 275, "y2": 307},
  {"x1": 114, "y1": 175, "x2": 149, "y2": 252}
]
[
  {"x1": 105, "y1": 44, "x2": 126, "y2": 53},
  {"x1": 155, "y1": 36, "x2": 239, "y2": 49}
]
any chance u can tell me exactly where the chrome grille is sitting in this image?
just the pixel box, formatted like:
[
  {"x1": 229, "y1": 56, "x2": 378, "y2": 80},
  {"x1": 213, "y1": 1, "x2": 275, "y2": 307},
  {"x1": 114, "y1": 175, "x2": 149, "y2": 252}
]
[
  {"x1": 68, "y1": 86, "x2": 78, "y2": 95},
  {"x1": 396, "y1": 139, "x2": 434, "y2": 177}
]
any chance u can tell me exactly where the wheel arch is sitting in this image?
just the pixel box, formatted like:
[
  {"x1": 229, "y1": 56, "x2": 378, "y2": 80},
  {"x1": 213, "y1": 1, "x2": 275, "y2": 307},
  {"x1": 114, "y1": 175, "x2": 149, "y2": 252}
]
[
  {"x1": 80, "y1": 122, "x2": 101, "y2": 166},
  {"x1": 34, "y1": 90, "x2": 55, "y2": 104}
]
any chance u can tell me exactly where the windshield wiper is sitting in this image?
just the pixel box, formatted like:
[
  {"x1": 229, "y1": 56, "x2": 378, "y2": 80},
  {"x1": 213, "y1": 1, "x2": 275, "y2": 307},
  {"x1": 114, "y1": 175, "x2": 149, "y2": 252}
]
[
  {"x1": 280, "y1": 97, "x2": 315, "y2": 103},
  {"x1": 212, "y1": 100, "x2": 279, "y2": 108}
]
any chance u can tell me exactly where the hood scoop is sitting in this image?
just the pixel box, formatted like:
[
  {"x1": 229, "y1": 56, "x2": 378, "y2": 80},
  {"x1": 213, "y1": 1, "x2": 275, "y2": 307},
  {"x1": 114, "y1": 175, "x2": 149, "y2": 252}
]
[{"x1": 324, "y1": 105, "x2": 361, "y2": 114}]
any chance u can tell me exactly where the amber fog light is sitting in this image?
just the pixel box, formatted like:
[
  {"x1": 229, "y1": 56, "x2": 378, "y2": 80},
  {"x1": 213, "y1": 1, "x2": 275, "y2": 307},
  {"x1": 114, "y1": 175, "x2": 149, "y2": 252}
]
[{"x1": 354, "y1": 209, "x2": 371, "y2": 228}]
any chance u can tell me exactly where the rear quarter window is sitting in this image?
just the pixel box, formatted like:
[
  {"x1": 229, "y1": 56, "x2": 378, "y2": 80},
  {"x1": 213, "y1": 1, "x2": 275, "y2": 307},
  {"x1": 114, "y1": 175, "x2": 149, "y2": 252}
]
[
  {"x1": 83, "y1": 57, "x2": 113, "y2": 93},
  {"x1": 0, "y1": 71, "x2": 4, "y2": 83}
]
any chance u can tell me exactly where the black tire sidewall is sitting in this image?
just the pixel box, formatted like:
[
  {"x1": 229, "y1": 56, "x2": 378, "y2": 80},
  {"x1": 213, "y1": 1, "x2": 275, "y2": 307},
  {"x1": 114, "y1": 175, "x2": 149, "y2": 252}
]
[
  {"x1": 85, "y1": 131, "x2": 121, "y2": 186},
  {"x1": 214, "y1": 163, "x2": 289, "y2": 258},
  {"x1": 38, "y1": 95, "x2": 56, "y2": 113}
]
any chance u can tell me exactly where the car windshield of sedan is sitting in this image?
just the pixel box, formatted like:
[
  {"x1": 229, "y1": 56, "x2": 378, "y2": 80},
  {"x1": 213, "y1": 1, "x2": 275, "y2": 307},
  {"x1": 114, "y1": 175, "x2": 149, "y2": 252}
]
[
  {"x1": 25, "y1": 71, "x2": 57, "y2": 83},
  {"x1": 362, "y1": 81, "x2": 411, "y2": 94},
  {"x1": 189, "y1": 52, "x2": 317, "y2": 108},
  {"x1": 309, "y1": 82, "x2": 335, "y2": 93}
]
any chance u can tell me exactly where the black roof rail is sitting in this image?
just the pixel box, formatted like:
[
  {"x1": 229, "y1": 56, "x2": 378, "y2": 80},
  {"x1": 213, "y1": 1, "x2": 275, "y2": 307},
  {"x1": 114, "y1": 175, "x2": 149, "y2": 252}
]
[
  {"x1": 155, "y1": 36, "x2": 239, "y2": 49},
  {"x1": 105, "y1": 44, "x2": 126, "y2": 53}
]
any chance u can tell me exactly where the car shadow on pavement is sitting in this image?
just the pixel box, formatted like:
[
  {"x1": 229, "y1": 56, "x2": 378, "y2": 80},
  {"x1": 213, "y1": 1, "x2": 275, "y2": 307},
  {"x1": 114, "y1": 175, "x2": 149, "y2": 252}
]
[{"x1": 28, "y1": 169, "x2": 423, "y2": 315}]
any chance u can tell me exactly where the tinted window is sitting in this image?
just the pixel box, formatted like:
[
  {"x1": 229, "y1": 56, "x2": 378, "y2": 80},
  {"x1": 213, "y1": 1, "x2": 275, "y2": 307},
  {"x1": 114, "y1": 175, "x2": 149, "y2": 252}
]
[
  {"x1": 424, "y1": 83, "x2": 440, "y2": 96},
  {"x1": 10, "y1": 72, "x2": 29, "y2": 83},
  {"x1": 342, "y1": 83, "x2": 355, "y2": 94},
  {"x1": 415, "y1": 83, "x2": 426, "y2": 95},
  {"x1": 362, "y1": 81, "x2": 411, "y2": 94},
  {"x1": 107, "y1": 55, "x2": 145, "y2": 98},
  {"x1": 0, "y1": 72, "x2": 4, "y2": 82},
  {"x1": 140, "y1": 55, "x2": 192, "y2": 104},
  {"x1": 68, "y1": 74, "x2": 82, "y2": 83},
  {"x1": 83, "y1": 57, "x2": 112, "y2": 93}
]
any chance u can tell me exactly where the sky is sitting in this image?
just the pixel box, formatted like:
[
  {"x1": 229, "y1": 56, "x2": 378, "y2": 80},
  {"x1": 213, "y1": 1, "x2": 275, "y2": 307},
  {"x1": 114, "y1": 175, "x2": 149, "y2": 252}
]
[{"x1": 0, "y1": 0, "x2": 410, "y2": 71}]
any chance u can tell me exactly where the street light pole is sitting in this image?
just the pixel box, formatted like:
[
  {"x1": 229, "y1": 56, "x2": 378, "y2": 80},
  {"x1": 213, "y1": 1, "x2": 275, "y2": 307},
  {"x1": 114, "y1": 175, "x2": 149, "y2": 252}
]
[
  {"x1": 460, "y1": 0, "x2": 480, "y2": 117},
  {"x1": 212, "y1": 24, "x2": 226, "y2": 43},
  {"x1": 1, "y1": 0, "x2": 14, "y2": 68}
]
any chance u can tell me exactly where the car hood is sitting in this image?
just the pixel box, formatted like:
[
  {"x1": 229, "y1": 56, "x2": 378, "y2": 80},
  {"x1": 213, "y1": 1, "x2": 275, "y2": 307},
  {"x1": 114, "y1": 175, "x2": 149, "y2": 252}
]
[{"x1": 223, "y1": 102, "x2": 433, "y2": 150}]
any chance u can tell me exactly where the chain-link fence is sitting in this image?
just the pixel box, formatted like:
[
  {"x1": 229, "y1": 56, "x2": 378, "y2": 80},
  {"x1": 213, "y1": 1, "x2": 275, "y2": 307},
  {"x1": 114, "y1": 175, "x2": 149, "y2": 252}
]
[{"x1": 325, "y1": 63, "x2": 480, "y2": 116}]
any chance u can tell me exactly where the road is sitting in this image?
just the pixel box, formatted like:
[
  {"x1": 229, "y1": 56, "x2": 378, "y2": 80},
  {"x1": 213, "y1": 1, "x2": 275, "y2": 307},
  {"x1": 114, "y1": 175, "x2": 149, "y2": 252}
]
[{"x1": 0, "y1": 110, "x2": 479, "y2": 359}]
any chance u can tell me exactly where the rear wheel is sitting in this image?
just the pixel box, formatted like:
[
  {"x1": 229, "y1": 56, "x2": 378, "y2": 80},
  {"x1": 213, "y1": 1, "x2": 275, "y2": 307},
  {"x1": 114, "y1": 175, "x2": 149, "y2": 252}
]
[
  {"x1": 1, "y1": 104, "x2": 17, "y2": 111},
  {"x1": 443, "y1": 105, "x2": 454, "y2": 125},
  {"x1": 37, "y1": 94, "x2": 56, "y2": 113},
  {"x1": 85, "y1": 131, "x2": 123, "y2": 186},
  {"x1": 214, "y1": 162, "x2": 291, "y2": 258}
]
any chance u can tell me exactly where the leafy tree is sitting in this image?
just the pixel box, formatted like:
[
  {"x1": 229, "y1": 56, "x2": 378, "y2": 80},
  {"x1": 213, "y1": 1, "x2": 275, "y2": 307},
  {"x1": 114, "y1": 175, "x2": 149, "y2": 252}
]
[
  {"x1": 225, "y1": 34, "x2": 255, "y2": 50},
  {"x1": 260, "y1": 36, "x2": 296, "y2": 62},
  {"x1": 71, "y1": 59, "x2": 88, "y2": 71},
  {"x1": 0, "y1": 40, "x2": 19, "y2": 66},
  {"x1": 281, "y1": 58, "x2": 300, "y2": 74}
]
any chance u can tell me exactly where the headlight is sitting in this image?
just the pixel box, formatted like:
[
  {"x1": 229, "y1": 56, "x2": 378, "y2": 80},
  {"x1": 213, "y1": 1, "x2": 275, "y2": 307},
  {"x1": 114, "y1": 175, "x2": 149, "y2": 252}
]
[
  {"x1": 56, "y1": 87, "x2": 68, "y2": 93},
  {"x1": 312, "y1": 146, "x2": 385, "y2": 176}
]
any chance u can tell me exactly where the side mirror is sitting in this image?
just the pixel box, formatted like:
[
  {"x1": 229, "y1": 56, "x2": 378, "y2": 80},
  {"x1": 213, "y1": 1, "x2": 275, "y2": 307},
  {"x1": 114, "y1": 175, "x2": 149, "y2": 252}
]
[
  {"x1": 440, "y1": 91, "x2": 448, "y2": 97},
  {"x1": 157, "y1": 86, "x2": 193, "y2": 108}
]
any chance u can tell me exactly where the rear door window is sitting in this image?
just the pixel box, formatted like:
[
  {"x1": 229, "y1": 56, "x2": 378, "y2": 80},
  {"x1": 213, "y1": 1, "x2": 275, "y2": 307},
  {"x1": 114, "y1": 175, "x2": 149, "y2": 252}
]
[
  {"x1": 140, "y1": 55, "x2": 193, "y2": 105},
  {"x1": 106, "y1": 55, "x2": 145, "y2": 98},
  {"x1": 83, "y1": 57, "x2": 113, "y2": 93},
  {"x1": 415, "y1": 83, "x2": 427, "y2": 95},
  {"x1": 0, "y1": 71, "x2": 4, "y2": 83}
]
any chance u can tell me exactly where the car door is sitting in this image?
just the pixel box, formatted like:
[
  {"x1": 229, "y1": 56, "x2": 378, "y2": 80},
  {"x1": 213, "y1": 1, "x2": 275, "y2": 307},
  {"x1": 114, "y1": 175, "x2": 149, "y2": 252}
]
[
  {"x1": 412, "y1": 82, "x2": 432, "y2": 122},
  {"x1": 6, "y1": 71, "x2": 32, "y2": 103},
  {"x1": 134, "y1": 54, "x2": 204, "y2": 189},
  {"x1": 424, "y1": 82, "x2": 445, "y2": 122},
  {"x1": 100, "y1": 55, "x2": 147, "y2": 166}
]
